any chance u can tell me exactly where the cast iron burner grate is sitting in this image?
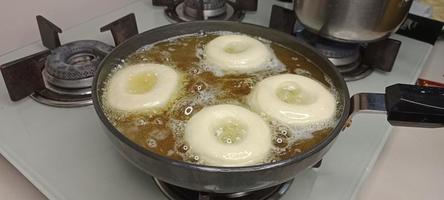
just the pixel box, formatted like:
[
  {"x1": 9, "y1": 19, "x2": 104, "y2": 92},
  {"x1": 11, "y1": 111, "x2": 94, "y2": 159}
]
[
  {"x1": 0, "y1": 14, "x2": 139, "y2": 107},
  {"x1": 154, "y1": 178, "x2": 293, "y2": 200},
  {"x1": 30, "y1": 40, "x2": 113, "y2": 107},
  {"x1": 269, "y1": 5, "x2": 401, "y2": 81},
  {"x1": 153, "y1": 0, "x2": 257, "y2": 22}
]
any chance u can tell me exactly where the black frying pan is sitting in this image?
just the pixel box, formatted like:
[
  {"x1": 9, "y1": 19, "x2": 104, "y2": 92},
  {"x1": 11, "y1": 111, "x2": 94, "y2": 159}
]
[{"x1": 92, "y1": 21, "x2": 444, "y2": 194}]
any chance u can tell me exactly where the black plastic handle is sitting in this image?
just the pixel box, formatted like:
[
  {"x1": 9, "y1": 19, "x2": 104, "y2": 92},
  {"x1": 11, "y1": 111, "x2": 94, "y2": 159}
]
[{"x1": 385, "y1": 84, "x2": 444, "y2": 128}]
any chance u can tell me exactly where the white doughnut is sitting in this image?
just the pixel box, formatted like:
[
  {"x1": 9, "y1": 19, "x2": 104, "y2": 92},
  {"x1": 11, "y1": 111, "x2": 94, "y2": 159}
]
[
  {"x1": 184, "y1": 104, "x2": 272, "y2": 167},
  {"x1": 248, "y1": 74, "x2": 336, "y2": 127},
  {"x1": 204, "y1": 35, "x2": 272, "y2": 74},
  {"x1": 106, "y1": 63, "x2": 182, "y2": 112}
]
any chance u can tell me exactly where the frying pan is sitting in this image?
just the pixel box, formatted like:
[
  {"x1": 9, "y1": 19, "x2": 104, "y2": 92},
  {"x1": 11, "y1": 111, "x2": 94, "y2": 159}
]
[{"x1": 92, "y1": 21, "x2": 444, "y2": 194}]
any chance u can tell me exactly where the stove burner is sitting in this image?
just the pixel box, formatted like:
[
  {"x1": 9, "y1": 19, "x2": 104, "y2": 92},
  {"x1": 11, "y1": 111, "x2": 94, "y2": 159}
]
[
  {"x1": 153, "y1": 0, "x2": 258, "y2": 22},
  {"x1": 339, "y1": 63, "x2": 373, "y2": 82},
  {"x1": 44, "y1": 40, "x2": 113, "y2": 89},
  {"x1": 29, "y1": 40, "x2": 113, "y2": 107},
  {"x1": 312, "y1": 41, "x2": 360, "y2": 66},
  {"x1": 154, "y1": 178, "x2": 293, "y2": 200},
  {"x1": 165, "y1": 1, "x2": 244, "y2": 22},
  {"x1": 293, "y1": 30, "x2": 373, "y2": 81},
  {"x1": 1, "y1": 14, "x2": 139, "y2": 107},
  {"x1": 184, "y1": 0, "x2": 227, "y2": 19}
]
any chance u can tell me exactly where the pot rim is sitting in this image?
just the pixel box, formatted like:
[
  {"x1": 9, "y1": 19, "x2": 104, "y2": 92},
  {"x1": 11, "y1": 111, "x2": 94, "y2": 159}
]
[{"x1": 92, "y1": 20, "x2": 351, "y2": 173}]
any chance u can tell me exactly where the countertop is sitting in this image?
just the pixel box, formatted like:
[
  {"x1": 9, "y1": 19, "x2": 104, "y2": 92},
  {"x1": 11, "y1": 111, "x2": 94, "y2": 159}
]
[
  {"x1": 358, "y1": 127, "x2": 444, "y2": 200},
  {"x1": 1, "y1": 126, "x2": 444, "y2": 200}
]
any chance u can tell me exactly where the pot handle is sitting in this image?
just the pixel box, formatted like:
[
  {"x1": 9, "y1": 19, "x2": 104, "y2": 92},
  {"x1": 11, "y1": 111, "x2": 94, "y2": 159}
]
[{"x1": 349, "y1": 84, "x2": 444, "y2": 128}]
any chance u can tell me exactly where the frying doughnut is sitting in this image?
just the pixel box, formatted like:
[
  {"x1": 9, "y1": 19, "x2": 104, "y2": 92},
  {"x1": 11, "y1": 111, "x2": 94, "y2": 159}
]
[
  {"x1": 106, "y1": 63, "x2": 182, "y2": 112},
  {"x1": 248, "y1": 74, "x2": 336, "y2": 127},
  {"x1": 204, "y1": 35, "x2": 272, "y2": 74},
  {"x1": 184, "y1": 104, "x2": 272, "y2": 166}
]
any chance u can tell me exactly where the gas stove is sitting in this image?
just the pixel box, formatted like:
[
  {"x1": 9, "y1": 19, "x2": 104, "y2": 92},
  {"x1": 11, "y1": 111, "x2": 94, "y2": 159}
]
[{"x1": 0, "y1": 1, "x2": 435, "y2": 200}]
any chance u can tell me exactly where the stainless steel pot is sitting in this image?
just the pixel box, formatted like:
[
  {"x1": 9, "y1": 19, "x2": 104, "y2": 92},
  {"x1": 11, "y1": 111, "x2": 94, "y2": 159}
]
[{"x1": 294, "y1": 0, "x2": 413, "y2": 43}]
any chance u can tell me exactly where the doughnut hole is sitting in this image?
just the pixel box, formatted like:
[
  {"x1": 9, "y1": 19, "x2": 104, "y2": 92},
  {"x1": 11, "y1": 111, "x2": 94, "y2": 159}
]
[
  {"x1": 213, "y1": 118, "x2": 247, "y2": 145},
  {"x1": 126, "y1": 72, "x2": 158, "y2": 94},
  {"x1": 275, "y1": 81, "x2": 317, "y2": 105},
  {"x1": 224, "y1": 41, "x2": 250, "y2": 54}
]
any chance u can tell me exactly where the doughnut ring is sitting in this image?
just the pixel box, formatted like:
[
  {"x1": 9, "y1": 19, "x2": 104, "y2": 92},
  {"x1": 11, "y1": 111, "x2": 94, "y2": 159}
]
[
  {"x1": 248, "y1": 74, "x2": 336, "y2": 127},
  {"x1": 184, "y1": 104, "x2": 272, "y2": 166},
  {"x1": 204, "y1": 34, "x2": 272, "y2": 74},
  {"x1": 105, "y1": 63, "x2": 182, "y2": 112}
]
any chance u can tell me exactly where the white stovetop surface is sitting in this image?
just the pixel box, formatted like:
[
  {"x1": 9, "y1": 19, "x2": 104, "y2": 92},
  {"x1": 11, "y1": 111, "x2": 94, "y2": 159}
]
[{"x1": 0, "y1": 1, "x2": 442, "y2": 200}]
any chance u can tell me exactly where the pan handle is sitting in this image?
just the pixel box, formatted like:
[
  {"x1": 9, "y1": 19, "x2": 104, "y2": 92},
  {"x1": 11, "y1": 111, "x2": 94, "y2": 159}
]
[{"x1": 349, "y1": 84, "x2": 444, "y2": 128}]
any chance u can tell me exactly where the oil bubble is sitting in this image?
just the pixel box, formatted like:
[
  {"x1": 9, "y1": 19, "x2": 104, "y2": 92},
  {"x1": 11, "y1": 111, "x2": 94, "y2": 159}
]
[
  {"x1": 191, "y1": 81, "x2": 206, "y2": 93},
  {"x1": 149, "y1": 128, "x2": 169, "y2": 141},
  {"x1": 280, "y1": 130, "x2": 288, "y2": 136},
  {"x1": 153, "y1": 118, "x2": 164, "y2": 125},
  {"x1": 294, "y1": 68, "x2": 311, "y2": 76},
  {"x1": 147, "y1": 139, "x2": 157, "y2": 148},
  {"x1": 184, "y1": 106, "x2": 193, "y2": 115},
  {"x1": 190, "y1": 68, "x2": 200, "y2": 74},
  {"x1": 135, "y1": 119, "x2": 147, "y2": 126}
]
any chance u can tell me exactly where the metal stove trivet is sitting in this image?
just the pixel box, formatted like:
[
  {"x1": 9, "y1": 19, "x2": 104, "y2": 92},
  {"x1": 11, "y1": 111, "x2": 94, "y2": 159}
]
[
  {"x1": 269, "y1": 5, "x2": 402, "y2": 81},
  {"x1": 153, "y1": 0, "x2": 258, "y2": 22},
  {"x1": 154, "y1": 178, "x2": 293, "y2": 200},
  {"x1": 31, "y1": 40, "x2": 113, "y2": 107},
  {"x1": 0, "y1": 14, "x2": 139, "y2": 107}
]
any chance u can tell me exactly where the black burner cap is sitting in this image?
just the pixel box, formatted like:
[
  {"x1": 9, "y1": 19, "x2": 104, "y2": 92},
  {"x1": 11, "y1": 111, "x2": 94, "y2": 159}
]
[{"x1": 45, "y1": 40, "x2": 113, "y2": 80}]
